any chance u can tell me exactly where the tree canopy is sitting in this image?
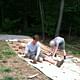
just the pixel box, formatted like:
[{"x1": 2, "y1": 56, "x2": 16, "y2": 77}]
[{"x1": 0, "y1": 0, "x2": 80, "y2": 39}]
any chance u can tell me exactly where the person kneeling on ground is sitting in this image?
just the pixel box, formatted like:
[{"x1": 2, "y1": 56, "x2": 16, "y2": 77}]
[{"x1": 24, "y1": 34, "x2": 43, "y2": 63}]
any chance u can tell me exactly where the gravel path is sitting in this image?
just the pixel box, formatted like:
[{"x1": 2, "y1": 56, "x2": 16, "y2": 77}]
[{"x1": 0, "y1": 34, "x2": 31, "y2": 40}]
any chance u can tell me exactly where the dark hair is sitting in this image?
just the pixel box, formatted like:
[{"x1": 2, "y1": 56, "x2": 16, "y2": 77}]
[{"x1": 32, "y1": 34, "x2": 40, "y2": 41}]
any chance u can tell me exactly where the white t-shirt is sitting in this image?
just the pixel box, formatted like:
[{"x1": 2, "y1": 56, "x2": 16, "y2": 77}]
[
  {"x1": 50, "y1": 36, "x2": 65, "y2": 48},
  {"x1": 24, "y1": 41, "x2": 41, "y2": 54},
  {"x1": 53, "y1": 36, "x2": 64, "y2": 44}
]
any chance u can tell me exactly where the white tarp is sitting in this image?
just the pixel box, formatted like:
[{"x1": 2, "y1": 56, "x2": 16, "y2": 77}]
[{"x1": 18, "y1": 54, "x2": 80, "y2": 80}]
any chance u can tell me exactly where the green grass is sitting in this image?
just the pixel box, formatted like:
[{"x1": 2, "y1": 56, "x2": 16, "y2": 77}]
[
  {"x1": 0, "y1": 41, "x2": 16, "y2": 60},
  {"x1": 0, "y1": 66, "x2": 12, "y2": 73},
  {"x1": 0, "y1": 41, "x2": 17, "y2": 80},
  {"x1": 2, "y1": 49, "x2": 16, "y2": 58},
  {"x1": 0, "y1": 76, "x2": 15, "y2": 80},
  {"x1": 66, "y1": 43, "x2": 80, "y2": 55},
  {"x1": 65, "y1": 37, "x2": 80, "y2": 55}
]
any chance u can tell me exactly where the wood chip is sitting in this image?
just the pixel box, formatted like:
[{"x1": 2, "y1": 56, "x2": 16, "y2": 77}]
[{"x1": 27, "y1": 73, "x2": 38, "y2": 79}]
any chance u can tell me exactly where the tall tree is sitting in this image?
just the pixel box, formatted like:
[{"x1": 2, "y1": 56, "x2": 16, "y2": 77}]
[
  {"x1": 55, "y1": 0, "x2": 64, "y2": 36},
  {"x1": 39, "y1": 0, "x2": 45, "y2": 40}
]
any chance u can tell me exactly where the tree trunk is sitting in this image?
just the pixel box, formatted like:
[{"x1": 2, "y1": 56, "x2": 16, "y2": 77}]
[
  {"x1": 55, "y1": 0, "x2": 64, "y2": 37},
  {"x1": 1, "y1": 7, "x2": 4, "y2": 28},
  {"x1": 39, "y1": 0, "x2": 45, "y2": 41},
  {"x1": 68, "y1": 26, "x2": 72, "y2": 41}
]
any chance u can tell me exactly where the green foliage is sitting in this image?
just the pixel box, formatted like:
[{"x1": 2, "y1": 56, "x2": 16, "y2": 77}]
[
  {"x1": 43, "y1": 0, "x2": 60, "y2": 36},
  {"x1": 1, "y1": 76, "x2": 15, "y2": 80},
  {"x1": 0, "y1": 66, "x2": 12, "y2": 73},
  {"x1": 66, "y1": 43, "x2": 80, "y2": 55},
  {"x1": 61, "y1": 0, "x2": 80, "y2": 36},
  {"x1": 1, "y1": 18, "x2": 20, "y2": 34},
  {"x1": 2, "y1": 49, "x2": 16, "y2": 57},
  {"x1": 0, "y1": 0, "x2": 80, "y2": 37},
  {"x1": 0, "y1": 41, "x2": 16, "y2": 60},
  {"x1": 1, "y1": 46, "x2": 16, "y2": 59}
]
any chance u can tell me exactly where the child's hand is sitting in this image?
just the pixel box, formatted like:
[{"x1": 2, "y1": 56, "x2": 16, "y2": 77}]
[{"x1": 30, "y1": 60, "x2": 37, "y2": 64}]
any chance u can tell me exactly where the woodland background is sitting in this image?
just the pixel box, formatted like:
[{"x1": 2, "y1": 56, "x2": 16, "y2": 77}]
[{"x1": 0, "y1": 0, "x2": 80, "y2": 41}]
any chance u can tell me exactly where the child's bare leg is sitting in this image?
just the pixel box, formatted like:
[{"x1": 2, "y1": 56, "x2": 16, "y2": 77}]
[
  {"x1": 44, "y1": 56, "x2": 57, "y2": 64},
  {"x1": 44, "y1": 56, "x2": 64, "y2": 67}
]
